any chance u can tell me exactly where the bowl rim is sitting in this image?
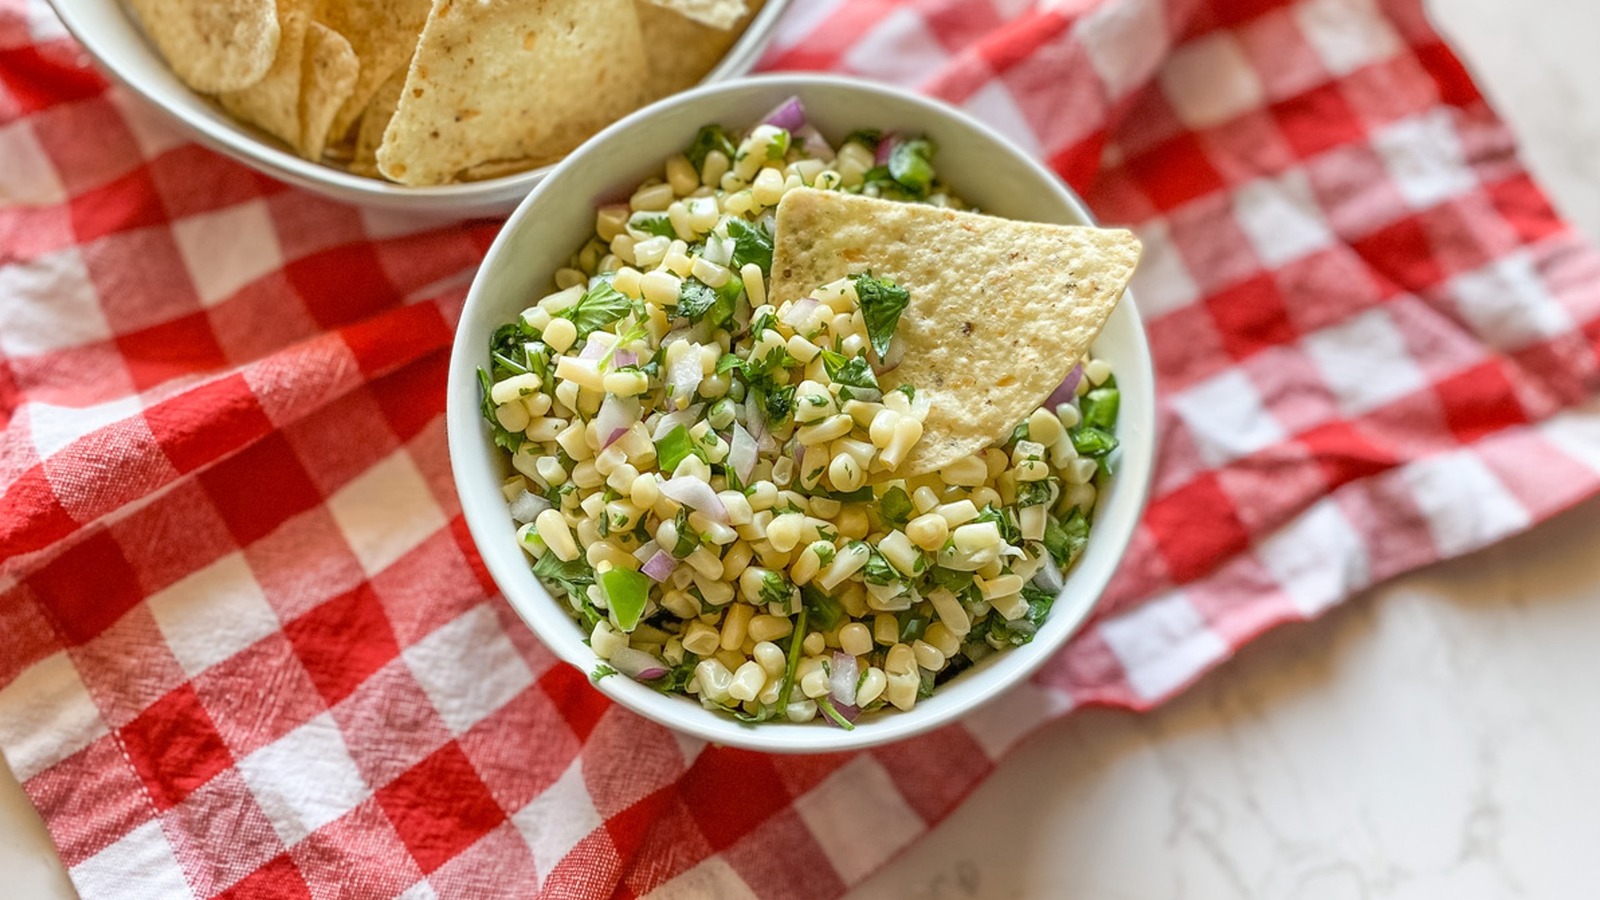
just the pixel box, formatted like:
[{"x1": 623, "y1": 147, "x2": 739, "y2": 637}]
[
  {"x1": 43, "y1": 0, "x2": 794, "y2": 204},
  {"x1": 450, "y1": 72, "x2": 1157, "y2": 752}
]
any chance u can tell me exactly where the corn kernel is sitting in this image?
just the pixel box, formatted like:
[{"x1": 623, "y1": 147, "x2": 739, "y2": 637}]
[
  {"x1": 694, "y1": 659, "x2": 734, "y2": 703},
  {"x1": 542, "y1": 317, "x2": 577, "y2": 353},
  {"x1": 683, "y1": 621, "x2": 721, "y2": 656},
  {"x1": 747, "y1": 614, "x2": 793, "y2": 643},
  {"x1": 720, "y1": 603, "x2": 753, "y2": 650},
  {"x1": 885, "y1": 671, "x2": 919, "y2": 711},
  {"x1": 768, "y1": 512, "x2": 804, "y2": 553},
  {"x1": 905, "y1": 513, "x2": 949, "y2": 551},
  {"x1": 856, "y1": 667, "x2": 887, "y2": 706},
  {"x1": 535, "y1": 509, "x2": 579, "y2": 562},
  {"x1": 940, "y1": 455, "x2": 988, "y2": 487},
  {"x1": 728, "y1": 660, "x2": 766, "y2": 701},
  {"x1": 800, "y1": 667, "x2": 832, "y2": 699},
  {"x1": 838, "y1": 622, "x2": 873, "y2": 657}
]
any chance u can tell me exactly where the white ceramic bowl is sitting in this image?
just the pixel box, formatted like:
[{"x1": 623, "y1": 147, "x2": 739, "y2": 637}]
[
  {"x1": 45, "y1": 0, "x2": 791, "y2": 217},
  {"x1": 448, "y1": 74, "x2": 1156, "y2": 752}
]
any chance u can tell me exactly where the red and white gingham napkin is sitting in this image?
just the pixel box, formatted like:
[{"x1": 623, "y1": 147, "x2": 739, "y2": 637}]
[{"x1": 4, "y1": 0, "x2": 1600, "y2": 896}]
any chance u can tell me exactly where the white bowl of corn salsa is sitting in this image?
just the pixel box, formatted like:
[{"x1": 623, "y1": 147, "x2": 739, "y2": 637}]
[{"x1": 448, "y1": 75, "x2": 1156, "y2": 752}]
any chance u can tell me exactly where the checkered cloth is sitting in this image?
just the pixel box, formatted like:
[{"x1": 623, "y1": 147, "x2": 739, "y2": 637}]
[{"x1": 3, "y1": 0, "x2": 1599, "y2": 896}]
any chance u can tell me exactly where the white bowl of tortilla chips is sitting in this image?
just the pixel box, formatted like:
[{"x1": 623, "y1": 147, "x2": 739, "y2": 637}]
[
  {"x1": 449, "y1": 74, "x2": 1157, "y2": 752},
  {"x1": 48, "y1": 0, "x2": 788, "y2": 215}
]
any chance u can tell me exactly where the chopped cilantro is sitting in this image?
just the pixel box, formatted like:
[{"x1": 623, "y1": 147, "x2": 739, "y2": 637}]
[
  {"x1": 590, "y1": 664, "x2": 618, "y2": 683},
  {"x1": 672, "y1": 508, "x2": 702, "y2": 558},
  {"x1": 760, "y1": 571, "x2": 795, "y2": 608},
  {"x1": 476, "y1": 367, "x2": 525, "y2": 453},
  {"x1": 675, "y1": 276, "x2": 737, "y2": 328},
  {"x1": 819, "y1": 486, "x2": 873, "y2": 504},
  {"x1": 1016, "y1": 479, "x2": 1056, "y2": 507},
  {"x1": 819, "y1": 348, "x2": 880, "y2": 400},
  {"x1": 756, "y1": 383, "x2": 796, "y2": 423},
  {"x1": 488, "y1": 322, "x2": 533, "y2": 377},
  {"x1": 853, "y1": 271, "x2": 911, "y2": 359},
  {"x1": 880, "y1": 486, "x2": 914, "y2": 528},
  {"x1": 816, "y1": 695, "x2": 856, "y2": 730},
  {"x1": 726, "y1": 219, "x2": 773, "y2": 272},
  {"x1": 766, "y1": 129, "x2": 791, "y2": 160},
  {"x1": 559, "y1": 277, "x2": 631, "y2": 339},
  {"x1": 628, "y1": 211, "x2": 678, "y2": 239},
  {"x1": 989, "y1": 584, "x2": 1057, "y2": 647},
  {"x1": 802, "y1": 584, "x2": 845, "y2": 632},
  {"x1": 746, "y1": 342, "x2": 797, "y2": 379},
  {"x1": 1043, "y1": 510, "x2": 1090, "y2": 570},
  {"x1": 715, "y1": 353, "x2": 746, "y2": 376},
  {"x1": 862, "y1": 548, "x2": 900, "y2": 586},
  {"x1": 532, "y1": 553, "x2": 597, "y2": 619},
  {"x1": 842, "y1": 128, "x2": 883, "y2": 151},
  {"x1": 974, "y1": 506, "x2": 1020, "y2": 545},
  {"x1": 749, "y1": 306, "x2": 777, "y2": 337},
  {"x1": 775, "y1": 606, "x2": 809, "y2": 714},
  {"x1": 927, "y1": 566, "x2": 974, "y2": 596},
  {"x1": 684, "y1": 124, "x2": 737, "y2": 170},
  {"x1": 898, "y1": 609, "x2": 928, "y2": 643}
]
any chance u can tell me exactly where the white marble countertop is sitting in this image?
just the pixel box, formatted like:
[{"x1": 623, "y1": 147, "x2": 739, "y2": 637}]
[{"x1": 5, "y1": 0, "x2": 1600, "y2": 897}]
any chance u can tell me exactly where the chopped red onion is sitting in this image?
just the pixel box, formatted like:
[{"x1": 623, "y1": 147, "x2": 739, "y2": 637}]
[
  {"x1": 641, "y1": 550, "x2": 678, "y2": 583},
  {"x1": 825, "y1": 701, "x2": 860, "y2": 727},
  {"x1": 594, "y1": 396, "x2": 639, "y2": 449},
  {"x1": 660, "y1": 476, "x2": 728, "y2": 522},
  {"x1": 830, "y1": 651, "x2": 859, "y2": 707},
  {"x1": 667, "y1": 352, "x2": 702, "y2": 403},
  {"x1": 632, "y1": 540, "x2": 661, "y2": 564},
  {"x1": 508, "y1": 490, "x2": 551, "y2": 524},
  {"x1": 702, "y1": 233, "x2": 734, "y2": 267},
  {"x1": 908, "y1": 388, "x2": 932, "y2": 421},
  {"x1": 651, "y1": 404, "x2": 704, "y2": 440},
  {"x1": 795, "y1": 124, "x2": 835, "y2": 162},
  {"x1": 579, "y1": 332, "x2": 614, "y2": 360},
  {"x1": 1031, "y1": 561, "x2": 1065, "y2": 593},
  {"x1": 611, "y1": 349, "x2": 639, "y2": 369},
  {"x1": 729, "y1": 423, "x2": 759, "y2": 484},
  {"x1": 743, "y1": 392, "x2": 768, "y2": 441},
  {"x1": 609, "y1": 647, "x2": 668, "y2": 682},
  {"x1": 872, "y1": 335, "x2": 905, "y2": 375},
  {"x1": 781, "y1": 297, "x2": 820, "y2": 330},
  {"x1": 761, "y1": 96, "x2": 806, "y2": 132},
  {"x1": 1045, "y1": 364, "x2": 1085, "y2": 409},
  {"x1": 874, "y1": 132, "x2": 899, "y2": 166}
]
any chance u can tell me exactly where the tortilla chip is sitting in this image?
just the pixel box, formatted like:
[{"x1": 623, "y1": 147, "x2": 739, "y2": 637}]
[
  {"x1": 457, "y1": 158, "x2": 545, "y2": 181},
  {"x1": 127, "y1": 0, "x2": 279, "y2": 93},
  {"x1": 296, "y1": 23, "x2": 359, "y2": 161},
  {"x1": 639, "y1": 0, "x2": 747, "y2": 30},
  {"x1": 634, "y1": 0, "x2": 762, "y2": 100},
  {"x1": 769, "y1": 188, "x2": 1142, "y2": 477},
  {"x1": 316, "y1": 0, "x2": 433, "y2": 141},
  {"x1": 218, "y1": 0, "x2": 312, "y2": 153},
  {"x1": 348, "y1": 68, "x2": 406, "y2": 177},
  {"x1": 376, "y1": 0, "x2": 648, "y2": 186}
]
